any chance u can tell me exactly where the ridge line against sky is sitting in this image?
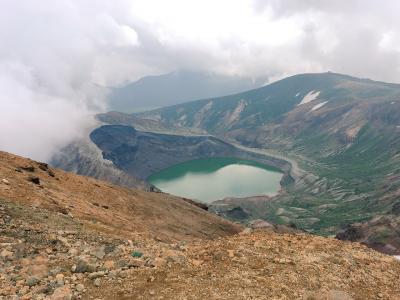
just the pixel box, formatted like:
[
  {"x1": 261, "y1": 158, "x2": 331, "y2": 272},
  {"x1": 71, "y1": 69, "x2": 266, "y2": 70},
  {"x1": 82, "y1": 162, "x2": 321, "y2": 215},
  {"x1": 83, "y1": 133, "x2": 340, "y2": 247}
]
[{"x1": 1, "y1": 0, "x2": 400, "y2": 160}]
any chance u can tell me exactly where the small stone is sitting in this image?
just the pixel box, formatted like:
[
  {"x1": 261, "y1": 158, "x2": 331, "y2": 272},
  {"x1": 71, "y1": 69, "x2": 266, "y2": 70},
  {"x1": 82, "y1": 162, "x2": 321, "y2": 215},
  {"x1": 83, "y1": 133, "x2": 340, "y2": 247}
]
[
  {"x1": 26, "y1": 276, "x2": 40, "y2": 287},
  {"x1": 128, "y1": 258, "x2": 144, "y2": 268},
  {"x1": 227, "y1": 250, "x2": 235, "y2": 258},
  {"x1": 249, "y1": 219, "x2": 273, "y2": 229},
  {"x1": 1, "y1": 179, "x2": 9, "y2": 185},
  {"x1": 75, "y1": 283, "x2": 85, "y2": 292},
  {"x1": 55, "y1": 274, "x2": 64, "y2": 281},
  {"x1": 239, "y1": 228, "x2": 252, "y2": 235},
  {"x1": 191, "y1": 259, "x2": 203, "y2": 267},
  {"x1": 93, "y1": 278, "x2": 101, "y2": 287},
  {"x1": 165, "y1": 250, "x2": 187, "y2": 265},
  {"x1": 103, "y1": 260, "x2": 115, "y2": 270},
  {"x1": 116, "y1": 259, "x2": 129, "y2": 269},
  {"x1": 149, "y1": 290, "x2": 155, "y2": 296},
  {"x1": 37, "y1": 162, "x2": 49, "y2": 171},
  {"x1": 145, "y1": 257, "x2": 166, "y2": 268},
  {"x1": 377, "y1": 293, "x2": 383, "y2": 298},
  {"x1": 91, "y1": 246, "x2": 106, "y2": 260},
  {"x1": 56, "y1": 279, "x2": 64, "y2": 287},
  {"x1": 0, "y1": 249, "x2": 13, "y2": 259},
  {"x1": 27, "y1": 176, "x2": 40, "y2": 185},
  {"x1": 147, "y1": 276, "x2": 155, "y2": 282},
  {"x1": 21, "y1": 165, "x2": 35, "y2": 172},
  {"x1": 55, "y1": 274, "x2": 64, "y2": 286},
  {"x1": 73, "y1": 259, "x2": 96, "y2": 273},
  {"x1": 68, "y1": 248, "x2": 79, "y2": 256},
  {"x1": 19, "y1": 285, "x2": 30, "y2": 295},
  {"x1": 326, "y1": 290, "x2": 354, "y2": 300},
  {"x1": 57, "y1": 236, "x2": 70, "y2": 247},
  {"x1": 51, "y1": 286, "x2": 72, "y2": 300},
  {"x1": 88, "y1": 271, "x2": 105, "y2": 279}
]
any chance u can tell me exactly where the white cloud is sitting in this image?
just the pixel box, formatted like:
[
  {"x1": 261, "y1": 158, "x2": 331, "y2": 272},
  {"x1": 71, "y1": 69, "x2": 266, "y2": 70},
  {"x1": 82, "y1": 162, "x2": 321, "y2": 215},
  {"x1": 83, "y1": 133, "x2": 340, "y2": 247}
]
[
  {"x1": 0, "y1": 0, "x2": 140, "y2": 161},
  {"x1": 2, "y1": 0, "x2": 400, "y2": 160}
]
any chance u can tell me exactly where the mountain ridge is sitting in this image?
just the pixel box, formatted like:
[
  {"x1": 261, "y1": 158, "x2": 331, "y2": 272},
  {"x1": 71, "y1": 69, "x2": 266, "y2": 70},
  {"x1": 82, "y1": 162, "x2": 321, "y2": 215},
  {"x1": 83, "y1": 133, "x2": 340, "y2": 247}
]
[
  {"x1": 98, "y1": 71, "x2": 400, "y2": 252},
  {"x1": 108, "y1": 70, "x2": 264, "y2": 113}
]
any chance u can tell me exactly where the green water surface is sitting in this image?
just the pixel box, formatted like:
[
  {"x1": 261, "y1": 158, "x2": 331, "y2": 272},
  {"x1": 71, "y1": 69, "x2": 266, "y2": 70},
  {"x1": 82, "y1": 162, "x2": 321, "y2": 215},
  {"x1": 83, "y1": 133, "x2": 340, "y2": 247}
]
[{"x1": 148, "y1": 157, "x2": 283, "y2": 203}]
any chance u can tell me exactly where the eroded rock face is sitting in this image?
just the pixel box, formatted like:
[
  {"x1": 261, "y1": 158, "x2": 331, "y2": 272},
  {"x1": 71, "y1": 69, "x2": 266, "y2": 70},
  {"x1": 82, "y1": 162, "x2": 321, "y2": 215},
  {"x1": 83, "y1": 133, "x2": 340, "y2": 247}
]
[
  {"x1": 88, "y1": 124, "x2": 290, "y2": 180},
  {"x1": 222, "y1": 207, "x2": 250, "y2": 220},
  {"x1": 51, "y1": 135, "x2": 152, "y2": 191},
  {"x1": 336, "y1": 215, "x2": 400, "y2": 255},
  {"x1": 88, "y1": 125, "x2": 236, "y2": 179},
  {"x1": 336, "y1": 225, "x2": 366, "y2": 241}
]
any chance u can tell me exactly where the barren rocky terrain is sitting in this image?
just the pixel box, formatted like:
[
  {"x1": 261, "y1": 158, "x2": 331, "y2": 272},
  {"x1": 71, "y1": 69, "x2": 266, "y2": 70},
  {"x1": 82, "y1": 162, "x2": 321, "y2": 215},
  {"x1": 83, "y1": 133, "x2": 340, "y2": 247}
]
[{"x1": 1, "y1": 151, "x2": 400, "y2": 299}]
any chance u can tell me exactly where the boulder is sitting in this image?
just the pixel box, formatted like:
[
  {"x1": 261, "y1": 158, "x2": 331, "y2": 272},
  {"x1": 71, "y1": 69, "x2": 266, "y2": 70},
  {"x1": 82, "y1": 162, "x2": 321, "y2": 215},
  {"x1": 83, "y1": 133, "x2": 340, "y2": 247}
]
[{"x1": 51, "y1": 286, "x2": 72, "y2": 300}]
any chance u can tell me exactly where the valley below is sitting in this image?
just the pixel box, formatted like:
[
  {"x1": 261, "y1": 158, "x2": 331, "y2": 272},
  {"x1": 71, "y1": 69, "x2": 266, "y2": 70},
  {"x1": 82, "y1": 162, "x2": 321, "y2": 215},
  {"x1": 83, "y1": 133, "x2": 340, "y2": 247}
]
[
  {"x1": 5, "y1": 2, "x2": 400, "y2": 299},
  {"x1": 52, "y1": 72, "x2": 400, "y2": 258},
  {"x1": 3, "y1": 72, "x2": 400, "y2": 299}
]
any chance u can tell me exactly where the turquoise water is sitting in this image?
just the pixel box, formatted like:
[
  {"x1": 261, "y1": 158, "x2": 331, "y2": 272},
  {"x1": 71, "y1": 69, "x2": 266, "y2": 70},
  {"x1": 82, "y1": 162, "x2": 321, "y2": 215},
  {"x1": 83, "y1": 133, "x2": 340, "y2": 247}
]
[{"x1": 148, "y1": 157, "x2": 283, "y2": 203}]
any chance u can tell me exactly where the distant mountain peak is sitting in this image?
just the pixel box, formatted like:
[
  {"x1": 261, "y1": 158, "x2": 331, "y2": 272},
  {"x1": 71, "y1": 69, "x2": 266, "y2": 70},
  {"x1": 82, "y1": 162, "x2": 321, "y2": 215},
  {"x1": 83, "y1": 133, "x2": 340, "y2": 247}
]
[{"x1": 107, "y1": 70, "x2": 264, "y2": 113}]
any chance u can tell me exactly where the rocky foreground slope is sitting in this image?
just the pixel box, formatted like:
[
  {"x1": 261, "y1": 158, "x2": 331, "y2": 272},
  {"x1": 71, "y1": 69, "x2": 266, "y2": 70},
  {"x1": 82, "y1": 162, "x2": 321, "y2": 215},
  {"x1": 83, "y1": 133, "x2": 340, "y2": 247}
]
[{"x1": 1, "y1": 151, "x2": 400, "y2": 299}]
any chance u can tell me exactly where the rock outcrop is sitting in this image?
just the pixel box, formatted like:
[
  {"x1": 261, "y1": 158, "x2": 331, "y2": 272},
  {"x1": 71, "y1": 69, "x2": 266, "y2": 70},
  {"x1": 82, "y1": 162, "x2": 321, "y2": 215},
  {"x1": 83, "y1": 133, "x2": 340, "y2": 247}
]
[
  {"x1": 336, "y1": 215, "x2": 400, "y2": 255},
  {"x1": 88, "y1": 124, "x2": 291, "y2": 180}
]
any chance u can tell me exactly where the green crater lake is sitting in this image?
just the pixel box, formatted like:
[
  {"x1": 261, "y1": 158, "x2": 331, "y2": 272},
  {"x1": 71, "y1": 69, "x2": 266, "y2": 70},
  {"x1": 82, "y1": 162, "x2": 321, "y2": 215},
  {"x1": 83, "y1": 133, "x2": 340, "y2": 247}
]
[{"x1": 148, "y1": 158, "x2": 283, "y2": 203}]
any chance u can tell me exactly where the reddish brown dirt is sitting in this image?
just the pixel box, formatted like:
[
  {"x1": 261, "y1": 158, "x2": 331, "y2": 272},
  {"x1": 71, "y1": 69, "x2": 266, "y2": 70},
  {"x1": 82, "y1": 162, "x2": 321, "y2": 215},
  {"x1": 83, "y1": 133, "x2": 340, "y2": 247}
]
[{"x1": 0, "y1": 151, "x2": 399, "y2": 299}]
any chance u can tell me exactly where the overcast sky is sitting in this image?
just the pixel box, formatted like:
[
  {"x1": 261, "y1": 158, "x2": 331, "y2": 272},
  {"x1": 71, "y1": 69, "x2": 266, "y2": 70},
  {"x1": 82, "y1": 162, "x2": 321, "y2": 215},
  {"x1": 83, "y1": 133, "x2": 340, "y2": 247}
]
[{"x1": 1, "y1": 0, "x2": 400, "y2": 161}]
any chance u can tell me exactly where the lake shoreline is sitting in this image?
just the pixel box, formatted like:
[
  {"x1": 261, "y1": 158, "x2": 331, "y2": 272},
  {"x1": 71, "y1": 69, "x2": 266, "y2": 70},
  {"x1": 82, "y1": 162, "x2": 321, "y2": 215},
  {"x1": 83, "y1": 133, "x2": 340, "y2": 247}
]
[{"x1": 148, "y1": 157, "x2": 284, "y2": 203}]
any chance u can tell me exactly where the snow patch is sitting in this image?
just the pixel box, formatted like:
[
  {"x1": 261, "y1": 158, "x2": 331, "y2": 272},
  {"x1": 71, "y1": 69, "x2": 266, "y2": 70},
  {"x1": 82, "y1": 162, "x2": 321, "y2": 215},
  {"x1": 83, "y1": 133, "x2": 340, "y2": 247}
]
[
  {"x1": 298, "y1": 90, "x2": 320, "y2": 106},
  {"x1": 311, "y1": 101, "x2": 328, "y2": 112},
  {"x1": 295, "y1": 92, "x2": 300, "y2": 97}
]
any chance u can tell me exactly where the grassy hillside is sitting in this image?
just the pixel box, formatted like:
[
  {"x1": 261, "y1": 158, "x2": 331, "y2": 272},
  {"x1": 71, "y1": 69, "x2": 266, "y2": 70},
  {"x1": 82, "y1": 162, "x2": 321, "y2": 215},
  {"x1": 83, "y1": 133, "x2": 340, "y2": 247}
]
[
  {"x1": 139, "y1": 72, "x2": 400, "y2": 132},
  {"x1": 131, "y1": 72, "x2": 400, "y2": 239}
]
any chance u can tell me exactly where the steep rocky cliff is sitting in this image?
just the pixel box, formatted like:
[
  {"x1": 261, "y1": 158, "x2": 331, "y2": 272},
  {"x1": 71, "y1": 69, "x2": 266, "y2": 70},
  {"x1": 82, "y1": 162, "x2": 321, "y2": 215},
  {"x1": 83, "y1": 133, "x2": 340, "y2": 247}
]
[{"x1": 89, "y1": 125, "x2": 290, "y2": 180}]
